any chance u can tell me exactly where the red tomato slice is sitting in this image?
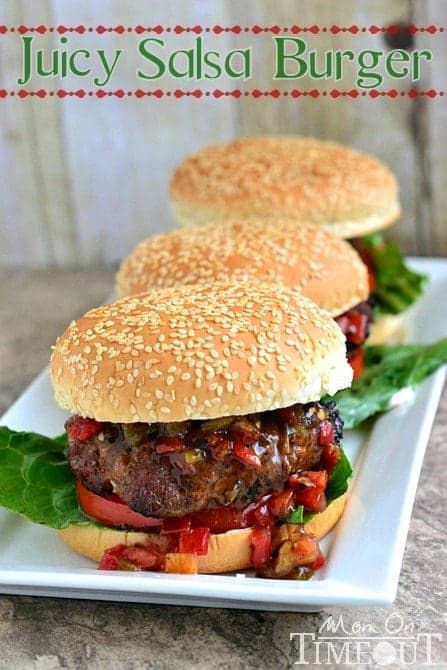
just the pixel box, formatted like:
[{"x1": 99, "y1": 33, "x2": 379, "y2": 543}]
[{"x1": 76, "y1": 481, "x2": 161, "y2": 530}]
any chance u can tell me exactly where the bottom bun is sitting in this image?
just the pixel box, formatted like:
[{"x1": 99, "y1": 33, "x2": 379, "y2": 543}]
[
  {"x1": 368, "y1": 313, "x2": 406, "y2": 345},
  {"x1": 58, "y1": 492, "x2": 347, "y2": 574}
]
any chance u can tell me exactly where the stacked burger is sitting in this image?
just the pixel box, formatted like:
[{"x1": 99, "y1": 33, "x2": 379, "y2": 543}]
[
  {"x1": 117, "y1": 219, "x2": 372, "y2": 379},
  {"x1": 53, "y1": 281, "x2": 353, "y2": 578},
  {"x1": 49, "y1": 136, "x2": 424, "y2": 579},
  {"x1": 169, "y1": 136, "x2": 425, "y2": 346}
]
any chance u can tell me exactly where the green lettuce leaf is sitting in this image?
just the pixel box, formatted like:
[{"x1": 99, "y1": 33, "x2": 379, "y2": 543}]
[
  {"x1": 285, "y1": 505, "x2": 305, "y2": 524},
  {"x1": 325, "y1": 448, "x2": 353, "y2": 502},
  {"x1": 285, "y1": 448, "x2": 353, "y2": 524},
  {"x1": 363, "y1": 234, "x2": 426, "y2": 315},
  {"x1": 333, "y1": 339, "x2": 447, "y2": 429},
  {"x1": 0, "y1": 426, "x2": 90, "y2": 528}
]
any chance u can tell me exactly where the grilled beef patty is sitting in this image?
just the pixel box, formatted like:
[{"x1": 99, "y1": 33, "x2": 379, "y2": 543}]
[{"x1": 67, "y1": 401, "x2": 342, "y2": 518}]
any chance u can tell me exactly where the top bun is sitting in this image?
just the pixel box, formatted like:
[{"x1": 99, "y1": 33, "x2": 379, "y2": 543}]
[
  {"x1": 51, "y1": 280, "x2": 352, "y2": 423},
  {"x1": 116, "y1": 219, "x2": 369, "y2": 316},
  {"x1": 169, "y1": 136, "x2": 401, "y2": 238}
]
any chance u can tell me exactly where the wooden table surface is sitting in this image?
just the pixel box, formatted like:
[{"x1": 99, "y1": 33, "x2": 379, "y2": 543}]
[{"x1": 0, "y1": 268, "x2": 445, "y2": 669}]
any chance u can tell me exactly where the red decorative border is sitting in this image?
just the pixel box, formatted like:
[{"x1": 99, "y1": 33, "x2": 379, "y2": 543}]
[
  {"x1": 0, "y1": 24, "x2": 444, "y2": 35},
  {"x1": 1, "y1": 89, "x2": 444, "y2": 99}
]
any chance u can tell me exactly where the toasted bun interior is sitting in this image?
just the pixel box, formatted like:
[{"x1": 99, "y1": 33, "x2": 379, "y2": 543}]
[
  {"x1": 116, "y1": 219, "x2": 369, "y2": 317},
  {"x1": 50, "y1": 280, "x2": 353, "y2": 423},
  {"x1": 58, "y1": 492, "x2": 347, "y2": 573},
  {"x1": 170, "y1": 136, "x2": 401, "y2": 237}
]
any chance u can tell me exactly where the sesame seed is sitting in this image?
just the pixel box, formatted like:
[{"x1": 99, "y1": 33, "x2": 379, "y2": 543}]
[{"x1": 51, "y1": 277, "x2": 346, "y2": 423}]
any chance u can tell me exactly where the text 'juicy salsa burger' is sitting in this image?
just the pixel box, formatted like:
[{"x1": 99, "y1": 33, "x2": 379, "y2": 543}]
[
  {"x1": 117, "y1": 219, "x2": 371, "y2": 379},
  {"x1": 51, "y1": 280, "x2": 353, "y2": 579},
  {"x1": 169, "y1": 136, "x2": 425, "y2": 344}
]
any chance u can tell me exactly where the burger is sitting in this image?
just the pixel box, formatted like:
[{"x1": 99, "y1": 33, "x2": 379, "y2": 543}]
[
  {"x1": 51, "y1": 280, "x2": 353, "y2": 578},
  {"x1": 169, "y1": 136, "x2": 426, "y2": 345},
  {"x1": 117, "y1": 219, "x2": 371, "y2": 379}
]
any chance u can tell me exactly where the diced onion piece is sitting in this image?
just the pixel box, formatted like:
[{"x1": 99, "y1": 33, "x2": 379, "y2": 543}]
[{"x1": 165, "y1": 553, "x2": 199, "y2": 574}]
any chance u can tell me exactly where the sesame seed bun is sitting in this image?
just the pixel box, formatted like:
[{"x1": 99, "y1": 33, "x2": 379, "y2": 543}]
[
  {"x1": 50, "y1": 280, "x2": 352, "y2": 423},
  {"x1": 58, "y1": 492, "x2": 347, "y2": 572},
  {"x1": 169, "y1": 136, "x2": 401, "y2": 238},
  {"x1": 116, "y1": 220, "x2": 369, "y2": 317}
]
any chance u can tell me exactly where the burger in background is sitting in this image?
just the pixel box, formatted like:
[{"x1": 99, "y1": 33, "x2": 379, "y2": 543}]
[
  {"x1": 169, "y1": 136, "x2": 426, "y2": 345},
  {"x1": 117, "y1": 219, "x2": 371, "y2": 379}
]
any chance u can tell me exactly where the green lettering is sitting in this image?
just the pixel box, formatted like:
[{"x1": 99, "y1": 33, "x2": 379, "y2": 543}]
[
  {"x1": 203, "y1": 51, "x2": 222, "y2": 79},
  {"x1": 138, "y1": 38, "x2": 165, "y2": 80},
  {"x1": 169, "y1": 49, "x2": 195, "y2": 78},
  {"x1": 69, "y1": 50, "x2": 91, "y2": 77},
  {"x1": 94, "y1": 49, "x2": 122, "y2": 86},
  {"x1": 273, "y1": 37, "x2": 307, "y2": 79},
  {"x1": 309, "y1": 51, "x2": 332, "y2": 79},
  {"x1": 36, "y1": 48, "x2": 58, "y2": 77},
  {"x1": 411, "y1": 50, "x2": 432, "y2": 80},
  {"x1": 17, "y1": 36, "x2": 33, "y2": 85},
  {"x1": 334, "y1": 51, "x2": 355, "y2": 80},
  {"x1": 357, "y1": 50, "x2": 383, "y2": 89},
  {"x1": 225, "y1": 49, "x2": 251, "y2": 79},
  {"x1": 386, "y1": 50, "x2": 410, "y2": 78}
]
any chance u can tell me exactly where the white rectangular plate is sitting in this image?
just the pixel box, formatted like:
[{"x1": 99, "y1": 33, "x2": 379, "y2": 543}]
[{"x1": 0, "y1": 258, "x2": 446, "y2": 611}]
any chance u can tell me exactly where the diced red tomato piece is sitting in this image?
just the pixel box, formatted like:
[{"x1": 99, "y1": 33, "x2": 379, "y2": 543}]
[
  {"x1": 98, "y1": 553, "x2": 119, "y2": 570},
  {"x1": 309, "y1": 548, "x2": 326, "y2": 571},
  {"x1": 161, "y1": 517, "x2": 192, "y2": 534},
  {"x1": 268, "y1": 489, "x2": 295, "y2": 518},
  {"x1": 122, "y1": 545, "x2": 161, "y2": 570},
  {"x1": 288, "y1": 471, "x2": 326, "y2": 488},
  {"x1": 249, "y1": 501, "x2": 274, "y2": 527},
  {"x1": 233, "y1": 441, "x2": 262, "y2": 469},
  {"x1": 335, "y1": 315, "x2": 350, "y2": 336},
  {"x1": 289, "y1": 471, "x2": 328, "y2": 513},
  {"x1": 347, "y1": 311, "x2": 369, "y2": 346},
  {"x1": 102, "y1": 544, "x2": 127, "y2": 558},
  {"x1": 336, "y1": 310, "x2": 368, "y2": 346},
  {"x1": 251, "y1": 527, "x2": 271, "y2": 569},
  {"x1": 321, "y1": 443, "x2": 341, "y2": 473},
  {"x1": 348, "y1": 348, "x2": 365, "y2": 380},
  {"x1": 67, "y1": 417, "x2": 104, "y2": 442},
  {"x1": 155, "y1": 437, "x2": 184, "y2": 454},
  {"x1": 76, "y1": 481, "x2": 161, "y2": 530},
  {"x1": 318, "y1": 420, "x2": 334, "y2": 446},
  {"x1": 297, "y1": 489, "x2": 326, "y2": 514},
  {"x1": 178, "y1": 527, "x2": 210, "y2": 556},
  {"x1": 189, "y1": 507, "x2": 248, "y2": 533},
  {"x1": 98, "y1": 546, "x2": 126, "y2": 570},
  {"x1": 292, "y1": 534, "x2": 320, "y2": 565}
]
